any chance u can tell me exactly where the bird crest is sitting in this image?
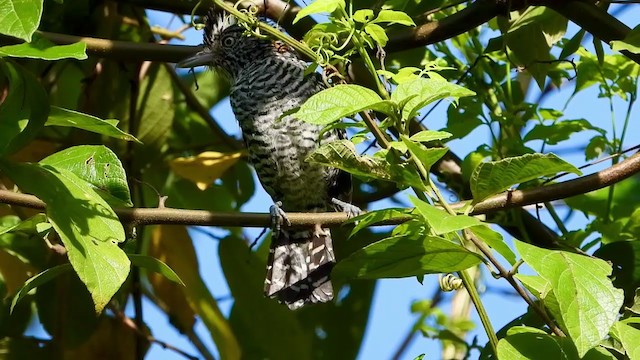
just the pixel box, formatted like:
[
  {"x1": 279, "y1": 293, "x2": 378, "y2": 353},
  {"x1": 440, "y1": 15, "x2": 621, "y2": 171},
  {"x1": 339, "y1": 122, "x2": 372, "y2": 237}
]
[{"x1": 203, "y1": 8, "x2": 238, "y2": 47}]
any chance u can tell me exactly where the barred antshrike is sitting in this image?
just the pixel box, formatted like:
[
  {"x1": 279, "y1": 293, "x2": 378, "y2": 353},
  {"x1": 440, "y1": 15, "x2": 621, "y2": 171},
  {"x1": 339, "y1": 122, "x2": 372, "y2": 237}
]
[{"x1": 178, "y1": 9, "x2": 358, "y2": 310}]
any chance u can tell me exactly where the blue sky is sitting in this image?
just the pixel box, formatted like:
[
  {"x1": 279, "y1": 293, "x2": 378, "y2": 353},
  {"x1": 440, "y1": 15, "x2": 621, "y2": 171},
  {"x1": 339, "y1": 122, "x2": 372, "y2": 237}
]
[{"x1": 135, "y1": 8, "x2": 637, "y2": 360}]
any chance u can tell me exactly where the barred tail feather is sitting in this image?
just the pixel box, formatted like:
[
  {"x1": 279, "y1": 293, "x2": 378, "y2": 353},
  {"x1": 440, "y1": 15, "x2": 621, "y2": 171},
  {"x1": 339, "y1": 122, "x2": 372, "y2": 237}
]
[{"x1": 264, "y1": 227, "x2": 335, "y2": 310}]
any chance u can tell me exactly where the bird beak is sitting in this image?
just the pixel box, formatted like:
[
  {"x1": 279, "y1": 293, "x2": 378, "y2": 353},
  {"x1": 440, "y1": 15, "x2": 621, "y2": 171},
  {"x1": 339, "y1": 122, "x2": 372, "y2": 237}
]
[{"x1": 176, "y1": 48, "x2": 214, "y2": 68}]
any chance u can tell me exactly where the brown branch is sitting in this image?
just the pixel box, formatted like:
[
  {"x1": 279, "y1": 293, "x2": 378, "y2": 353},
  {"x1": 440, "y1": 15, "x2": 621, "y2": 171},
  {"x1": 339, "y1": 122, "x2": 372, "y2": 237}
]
[{"x1": 2, "y1": 152, "x2": 639, "y2": 227}]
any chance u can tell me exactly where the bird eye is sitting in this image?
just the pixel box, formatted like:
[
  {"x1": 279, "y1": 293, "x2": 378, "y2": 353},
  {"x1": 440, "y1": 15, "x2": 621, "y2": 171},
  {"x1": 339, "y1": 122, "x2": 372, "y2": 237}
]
[{"x1": 222, "y1": 36, "x2": 235, "y2": 47}]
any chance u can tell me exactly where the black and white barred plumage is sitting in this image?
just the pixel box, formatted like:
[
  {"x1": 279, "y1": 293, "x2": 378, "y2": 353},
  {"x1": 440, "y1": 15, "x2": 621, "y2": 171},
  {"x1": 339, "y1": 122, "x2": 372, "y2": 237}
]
[{"x1": 178, "y1": 9, "x2": 352, "y2": 309}]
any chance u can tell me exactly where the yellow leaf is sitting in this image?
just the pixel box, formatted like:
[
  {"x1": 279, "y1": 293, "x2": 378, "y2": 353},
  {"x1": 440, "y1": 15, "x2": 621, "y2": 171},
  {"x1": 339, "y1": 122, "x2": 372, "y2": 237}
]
[
  {"x1": 64, "y1": 316, "x2": 148, "y2": 360},
  {"x1": 0, "y1": 249, "x2": 34, "y2": 297},
  {"x1": 148, "y1": 225, "x2": 241, "y2": 359},
  {"x1": 170, "y1": 151, "x2": 246, "y2": 190}
]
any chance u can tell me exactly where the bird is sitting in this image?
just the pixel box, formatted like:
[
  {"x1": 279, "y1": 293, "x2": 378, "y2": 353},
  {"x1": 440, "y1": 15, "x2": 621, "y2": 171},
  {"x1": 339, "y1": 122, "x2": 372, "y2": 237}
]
[{"x1": 177, "y1": 8, "x2": 358, "y2": 310}]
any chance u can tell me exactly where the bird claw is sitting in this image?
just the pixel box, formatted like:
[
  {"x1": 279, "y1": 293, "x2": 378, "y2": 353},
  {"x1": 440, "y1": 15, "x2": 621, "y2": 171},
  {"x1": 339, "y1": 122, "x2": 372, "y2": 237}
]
[
  {"x1": 331, "y1": 198, "x2": 362, "y2": 219},
  {"x1": 270, "y1": 201, "x2": 291, "y2": 235}
]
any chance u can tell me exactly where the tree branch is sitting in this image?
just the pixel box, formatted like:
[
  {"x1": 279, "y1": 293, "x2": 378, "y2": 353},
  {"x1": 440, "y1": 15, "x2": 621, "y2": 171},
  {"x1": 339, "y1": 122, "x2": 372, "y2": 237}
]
[{"x1": 2, "y1": 152, "x2": 638, "y2": 227}]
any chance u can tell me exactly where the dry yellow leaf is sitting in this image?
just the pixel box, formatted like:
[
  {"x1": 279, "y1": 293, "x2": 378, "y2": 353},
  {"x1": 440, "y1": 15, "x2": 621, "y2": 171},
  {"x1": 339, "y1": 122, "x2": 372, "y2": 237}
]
[
  {"x1": 0, "y1": 249, "x2": 35, "y2": 296},
  {"x1": 169, "y1": 151, "x2": 246, "y2": 190}
]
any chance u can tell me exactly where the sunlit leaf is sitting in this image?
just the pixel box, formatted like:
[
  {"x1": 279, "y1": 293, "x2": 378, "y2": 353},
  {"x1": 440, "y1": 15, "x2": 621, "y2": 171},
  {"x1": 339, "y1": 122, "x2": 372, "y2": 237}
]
[
  {"x1": 372, "y1": 10, "x2": 415, "y2": 26},
  {"x1": 40, "y1": 145, "x2": 133, "y2": 207},
  {"x1": 293, "y1": 0, "x2": 345, "y2": 24},
  {"x1": 0, "y1": 0, "x2": 43, "y2": 41},
  {"x1": 0, "y1": 161, "x2": 129, "y2": 313},
  {"x1": 611, "y1": 25, "x2": 640, "y2": 55},
  {"x1": 516, "y1": 241, "x2": 624, "y2": 356},
  {"x1": 410, "y1": 196, "x2": 482, "y2": 235},
  {"x1": 470, "y1": 153, "x2": 581, "y2": 202},
  {"x1": 391, "y1": 78, "x2": 475, "y2": 120},
  {"x1": 295, "y1": 84, "x2": 393, "y2": 125}
]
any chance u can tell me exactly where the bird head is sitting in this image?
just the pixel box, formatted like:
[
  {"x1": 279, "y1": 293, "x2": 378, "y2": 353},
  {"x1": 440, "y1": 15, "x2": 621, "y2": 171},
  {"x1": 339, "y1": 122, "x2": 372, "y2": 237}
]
[{"x1": 177, "y1": 9, "x2": 271, "y2": 77}]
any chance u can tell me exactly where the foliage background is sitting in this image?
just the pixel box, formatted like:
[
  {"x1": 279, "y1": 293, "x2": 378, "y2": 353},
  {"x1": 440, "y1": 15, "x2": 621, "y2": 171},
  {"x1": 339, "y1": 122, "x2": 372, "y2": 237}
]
[{"x1": 1, "y1": 0, "x2": 639, "y2": 359}]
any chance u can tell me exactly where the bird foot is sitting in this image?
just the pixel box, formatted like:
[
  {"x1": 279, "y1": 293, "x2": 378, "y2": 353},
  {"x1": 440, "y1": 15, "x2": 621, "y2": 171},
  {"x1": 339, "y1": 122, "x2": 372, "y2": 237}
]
[
  {"x1": 331, "y1": 198, "x2": 362, "y2": 219},
  {"x1": 270, "y1": 201, "x2": 291, "y2": 236}
]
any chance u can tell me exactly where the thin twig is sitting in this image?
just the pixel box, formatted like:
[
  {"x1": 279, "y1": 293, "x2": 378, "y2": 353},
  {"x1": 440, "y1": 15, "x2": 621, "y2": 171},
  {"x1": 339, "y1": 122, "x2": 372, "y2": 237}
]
[{"x1": 111, "y1": 305, "x2": 200, "y2": 360}]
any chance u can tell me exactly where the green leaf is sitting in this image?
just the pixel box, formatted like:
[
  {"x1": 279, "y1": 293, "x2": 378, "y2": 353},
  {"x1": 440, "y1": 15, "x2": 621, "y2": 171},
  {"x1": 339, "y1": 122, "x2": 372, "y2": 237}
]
[
  {"x1": 391, "y1": 78, "x2": 475, "y2": 121},
  {"x1": 0, "y1": 34, "x2": 87, "y2": 60},
  {"x1": 409, "y1": 130, "x2": 452, "y2": 143},
  {"x1": 294, "y1": 84, "x2": 393, "y2": 125},
  {"x1": 610, "y1": 321, "x2": 640, "y2": 359},
  {"x1": 10, "y1": 263, "x2": 72, "y2": 312},
  {"x1": 470, "y1": 153, "x2": 581, "y2": 202},
  {"x1": 611, "y1": 25, "x2": 640, "y2": 55},
  {"x1": 40, "y1": 145, "x2": 133, "y2": 207},
  {"x1": 347, "y1": 208, "x2": 412, "y2": 237},
  {"x1": 0, "y1": 214, "x2": 47, "y2": 236},
  {"x1": 0, "y1": 0, "x2": 43, "y2": 41},
  {"x1": 372, "y1": 10, "x2": 415, "y2": 26},
  {"x1": 409, "y1": 196, "x2": 482, "y2": 235},
  {"x1": 400, "y1": 135, "x2": 448, "y2": 171},
  {"x1": 293, "y1": 0, "x2": 345, "y2": 24},
  {"x1": 353, "y1": 9, "x2": 374, "y2": 23},
  {"x1": 560, "y1": 29, "x2": 586, "y2": 59},
  {"x1": 0, "y1": 61, "x2": 48, "y2": 155},
  {"x1": 497, "y1": 326, "x2": 615, "y2": 360},
  {"x1": 468, "y1": 225, "x2": 517, "y2": 265},
  {"x1": 306, "y1": 140, "x2": 426, "y2": 190},
  {"x1": 46, "y1": 106, "x2": 141, "y2": 143},
  {"x1": 128, "y1": 254, "x2": 184, "y2": 286},
  {"x1": 515, "y1": 241, "x2": 624, "y2": 356},
  {"x1": 0, "y1": 161, "x2": 130, "y2": 313},
  {"x1": 334, "y1": 234, "x2": 483, "y2": 279},
  {"x1": 523, "y1": 119, "x2": 603, "y2": 145},
  {"x1": 364, "y1": 23, "x2": 388, "y2": 47}
]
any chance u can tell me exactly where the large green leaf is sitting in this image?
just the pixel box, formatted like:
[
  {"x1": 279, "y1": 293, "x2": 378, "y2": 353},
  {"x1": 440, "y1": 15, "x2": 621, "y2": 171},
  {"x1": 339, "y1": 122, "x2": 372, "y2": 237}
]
[
  {"x1": 0, "y1": 0, "x2": 43, "y2": 41},
  {"x1": 334, "y1": 234, "x2": 483, "y2": 279},
  {"x1": 497, "y1": 326, "x2": 615, "y2": 360},
  {"x1": 294, "y1": 84, "x2": 394, "y2": 125},
  {"x1": 410, "y1": 196, "x2": 482, "y2": 235},
  {"x1": 307, "y1": 140, "x2": 426, "y2": 190},
  {"x1": 0, "y1": 61, "x2": 48, "y2": 155},
  {"x1": 0, "y1": 34, "x2": 86, "y2": 60},
  {"x1": 0, "y1": 161, "x2": 130, "y2": 313},
  {"x1": 391, "y1": 77, "x2": 475, "y2": 120},
  {"x1": 40, "y1": 145, "x2": 133, "y2": 207},
  {"x1": 46, "y1": 107, "x2": 140, "y2": 143},
  {"x1": 470, "y1": 153, "x2": 581, "y2": 202},
  {"x1": 515, "y1": 241, "x2": 624, "y2": 356}
]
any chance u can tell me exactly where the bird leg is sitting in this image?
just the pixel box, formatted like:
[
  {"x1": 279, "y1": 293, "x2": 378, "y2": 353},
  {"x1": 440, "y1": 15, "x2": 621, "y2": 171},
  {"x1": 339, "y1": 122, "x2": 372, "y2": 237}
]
[
  {"x1": 270, "y1": 201, "x2": 291, "y2": 236},
  {"x1": 331, "y1": 198, "x2": 362, "y2": 218}
]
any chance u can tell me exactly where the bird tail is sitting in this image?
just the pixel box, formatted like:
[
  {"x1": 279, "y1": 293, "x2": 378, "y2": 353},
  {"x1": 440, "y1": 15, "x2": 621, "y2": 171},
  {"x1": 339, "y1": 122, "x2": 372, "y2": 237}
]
[{"x1": 264, "y1": 225, "x2": 335, "y2": 310}]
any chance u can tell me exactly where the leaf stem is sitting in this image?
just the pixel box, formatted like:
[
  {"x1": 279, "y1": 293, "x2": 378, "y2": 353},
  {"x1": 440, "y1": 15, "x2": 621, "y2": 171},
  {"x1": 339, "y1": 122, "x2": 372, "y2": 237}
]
[{"x1": 458, "y1": 269, "x2": 498, "y2": 355}]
